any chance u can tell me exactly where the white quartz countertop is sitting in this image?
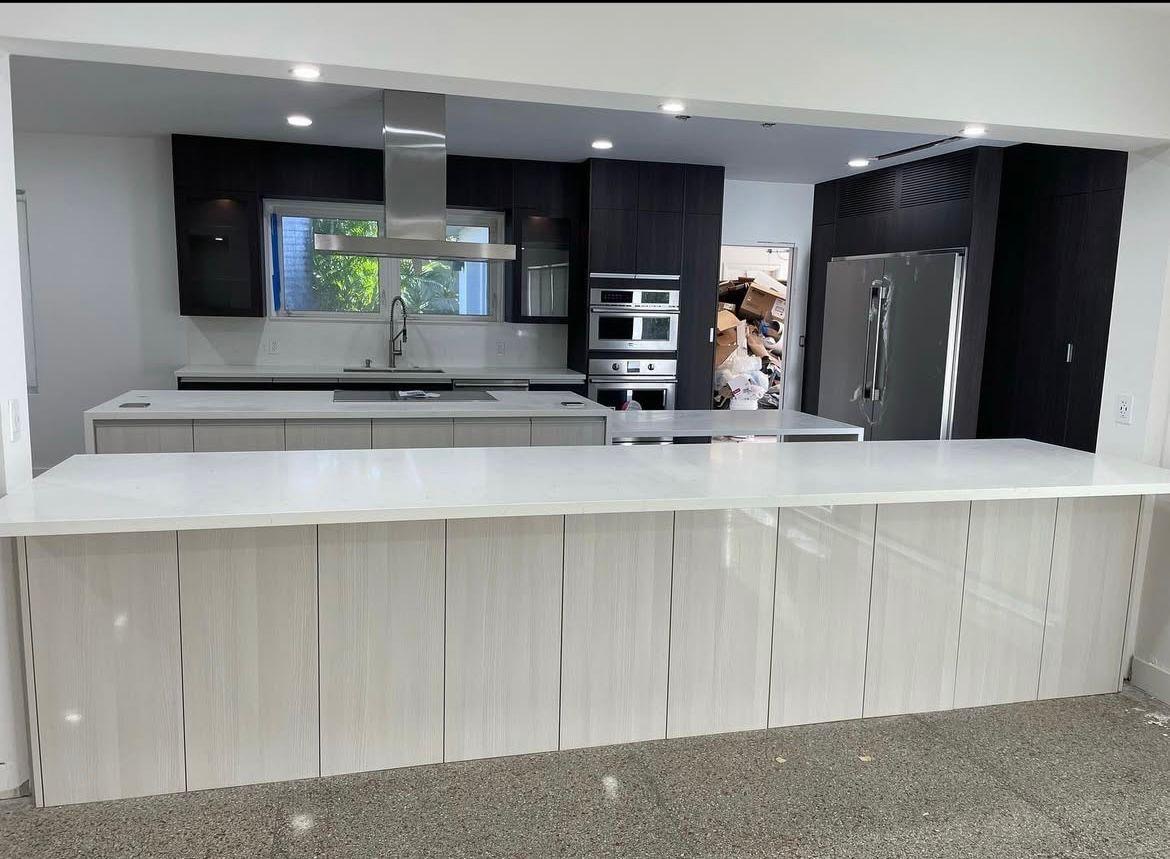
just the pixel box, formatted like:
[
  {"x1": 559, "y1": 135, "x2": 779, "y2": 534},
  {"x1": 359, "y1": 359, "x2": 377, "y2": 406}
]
[
  {"x1": 86, "y1": 390, "x2": 609, "y2": 421},
  {"x1": 175, "y1": 364, "x2": 586, "y2": 384},
  {"x1": 2, "y1": 439, "x2": 1169, "y2": 537},
  {"x1": 608, "y1": 409, "x2": 864, "y2": 439}
]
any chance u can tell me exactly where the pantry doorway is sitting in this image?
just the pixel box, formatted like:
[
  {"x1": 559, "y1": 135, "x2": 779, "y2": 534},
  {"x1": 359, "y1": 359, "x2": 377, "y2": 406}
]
[{"x1": 715, "y1": 244, "x2": 796, "y2": 410}]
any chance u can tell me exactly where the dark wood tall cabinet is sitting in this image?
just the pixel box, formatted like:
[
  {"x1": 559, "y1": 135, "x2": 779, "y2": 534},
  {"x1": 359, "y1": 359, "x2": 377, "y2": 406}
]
[
  {"x1": 977, "y1": 145, "x2": 1127, "y2": 451},
  {"x1": 580, "y1": 159, "x2": 723, "y2": 408}
]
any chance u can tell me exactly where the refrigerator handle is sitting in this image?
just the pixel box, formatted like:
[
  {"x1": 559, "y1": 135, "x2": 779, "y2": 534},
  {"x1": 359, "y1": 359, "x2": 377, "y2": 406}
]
[
  {"x1": 871, "y1": 278, "x2": 891, "y2": 403},
  {"x1": 864, "y1": 281, "x2": 882, "y2": 401}
]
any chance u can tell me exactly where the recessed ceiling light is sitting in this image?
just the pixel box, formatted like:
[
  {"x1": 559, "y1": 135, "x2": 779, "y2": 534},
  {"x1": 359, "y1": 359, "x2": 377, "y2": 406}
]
[
  {"x1": 962, "y1": 124, "x2": 988, "y2": 137},
  {"x1": 290, "y1": 65, "x2": 321, "y2": 81},
  {"x1": 591, "y1": 139, "x2": 614, "y2": 150},
  {"x1": 848, "y1": 158, "x2": 871, "y2": 168},
  {"x1": 287, "y1": 114, "x2": 313, "y2": 128},
  {"x1": 660, "y1": 100, "x2": 686, "y2": 114}
]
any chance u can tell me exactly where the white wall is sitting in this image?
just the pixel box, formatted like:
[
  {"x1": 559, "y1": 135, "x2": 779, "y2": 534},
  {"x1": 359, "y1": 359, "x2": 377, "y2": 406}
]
[
  {"x1": 1, "y1": 5, "x2": 1168, "y2": 148},
  {"x1": 721, "y1": 180, "x2": 814, "y2": 410},
  {"x1": 0, "y1": 51, "x2": 32, "y2": 797},
  {"x1": 14, "y1": 132, "x2": 185, "y2": 472}
]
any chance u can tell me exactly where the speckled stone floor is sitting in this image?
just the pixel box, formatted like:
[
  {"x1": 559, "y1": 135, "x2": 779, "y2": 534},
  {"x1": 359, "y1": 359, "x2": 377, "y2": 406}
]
[{"x1": 4, "y1": 688, "x2": 1170, "y2": 858}]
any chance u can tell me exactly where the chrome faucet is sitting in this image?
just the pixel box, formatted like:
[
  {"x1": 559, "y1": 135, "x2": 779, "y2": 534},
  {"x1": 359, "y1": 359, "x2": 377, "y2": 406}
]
[{"x1": 389, "y1": 296, "x2": 408, "y2": 368}]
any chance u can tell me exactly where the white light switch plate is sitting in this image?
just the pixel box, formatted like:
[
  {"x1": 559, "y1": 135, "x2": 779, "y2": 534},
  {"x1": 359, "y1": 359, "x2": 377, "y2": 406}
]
[
  {"x1": 1116, "y1": 393, "x2": 1134, "y2": 425},
  {"x1": 5, "y1": 399, "x2": 20, "y2": 443}
]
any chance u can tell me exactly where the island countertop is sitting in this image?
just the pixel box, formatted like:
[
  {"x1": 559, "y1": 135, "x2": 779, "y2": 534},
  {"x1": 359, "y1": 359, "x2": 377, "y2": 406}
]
[
  {"x1": 86, "y1": 389, "x2": 610, "y2": 421},
  {"x1": 2, "y1": 439, "x2": 1169, "y2": 537}
]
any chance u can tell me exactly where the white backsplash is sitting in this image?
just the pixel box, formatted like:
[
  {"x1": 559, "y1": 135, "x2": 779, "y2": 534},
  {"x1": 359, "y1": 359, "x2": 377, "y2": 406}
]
[{"x1": 184, "y1": 317, "x2": 569, "y2": 369}]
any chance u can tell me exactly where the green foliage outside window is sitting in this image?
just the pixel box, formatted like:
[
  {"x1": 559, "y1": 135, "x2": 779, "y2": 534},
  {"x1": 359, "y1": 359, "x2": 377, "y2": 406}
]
[
  {"x1": 399, "y1": 258, "x2": 460, "y2": 315},
  {"x1": 309, "y1": 218, "x2": 380, "y2": 313}
]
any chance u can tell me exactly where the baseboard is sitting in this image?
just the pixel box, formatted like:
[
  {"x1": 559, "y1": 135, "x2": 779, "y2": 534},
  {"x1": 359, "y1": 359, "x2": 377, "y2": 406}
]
[{"x1": 1131, "y1": 657, "x2": 1170, "y2": 704}]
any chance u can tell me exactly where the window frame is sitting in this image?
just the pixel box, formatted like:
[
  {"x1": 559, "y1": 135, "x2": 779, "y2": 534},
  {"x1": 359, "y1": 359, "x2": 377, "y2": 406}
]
[{"x1": 262, "y1": 199, "x2": 505, "y2": 323}]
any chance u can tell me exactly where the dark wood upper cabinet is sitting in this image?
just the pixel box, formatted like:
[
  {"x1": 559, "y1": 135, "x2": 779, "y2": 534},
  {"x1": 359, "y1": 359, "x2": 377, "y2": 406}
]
[
  {"x1": 447, "y1": 155, "x2": 513, "y2": 209},
  {"x1": 683, "y1": 165, "x2": 725, "y2": 215},
  {"x1": 588, "y1": 208, "x2": 639, "y2": 274},
  {"x1": 514, "y1": 159, "x2": 582, "y2": 217},
  {"x1": 172, "y1": 135, "x2": 260, "y2": 194},
  {"x1": 635, "y1": 211, "x2": 684, "y2": 276},
  {"x1": 637, "y1": 162, "x2": 685, "y2": 212},
  {"x1": 589, "y1": 159, "x2": 640, "y2": 210},
  {"x1": 261, "y1": 142, "x2": 381, "y2": 202},
  {"x1": 175, "y1": 192, "x2": 263, "y2": 317}
]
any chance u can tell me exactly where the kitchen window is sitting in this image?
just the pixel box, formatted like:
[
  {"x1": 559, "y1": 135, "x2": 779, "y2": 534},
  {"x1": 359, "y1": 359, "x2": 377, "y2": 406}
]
[{"x1": 263, "y1": 200, "x2": 504, "y2": 321}]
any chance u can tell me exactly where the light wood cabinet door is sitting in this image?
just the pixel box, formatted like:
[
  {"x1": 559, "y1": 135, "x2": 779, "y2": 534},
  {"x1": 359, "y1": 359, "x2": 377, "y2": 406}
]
[
  {"x1": 955, "y1": 499, "x2": 1057, "y2": 708},
  {"x1": 771, "y1": 505, "x2": 876, "y2": 727},
  {"x1": 452, "y1": 418, "x2": 532, "y2": 448},
  {"x1": 561, "y1": 512, "x2": 673, "y2": 749},
  {"x1": 178, "y1": 526, "x2": 318, "y2": 790},
  {"x1": 445, "y1": 516, "x2": 563, "y2": 761},
  {"x1": 1039, "y1": 495, "x2": 1140, "y2": 699},
  {"x1": 26, "y1": 532, "x2": 184, "y2": 806},
  {"x1": 193, "y1": 420, "x2": 285, "y2": 452},
  {"x1": 93, "y1": 420, "x2": 193, "y2": 454},
  {"x1": 371, "y1": 419, "x2": 454, "y2": 449},
  {"x1": 285, "y1": 419, "x2": 372, "y2": 450},
  {"x1": 318, "y1": 521, "x2": 444, "y2": 775},
  {"x1": 531, "y1": 418, "x2": 606, "y2": 446},
  {"x1": 865, "y1": 502, "x2": 970, "y2": 717},
  {"x1": 668, "y1": 508, "x2": 778, "y2": 738}
]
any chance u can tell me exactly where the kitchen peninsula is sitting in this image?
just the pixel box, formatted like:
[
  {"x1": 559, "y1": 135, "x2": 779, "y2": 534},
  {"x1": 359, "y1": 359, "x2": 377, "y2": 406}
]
[{"x1": 2, "y1": 439, "x2": 1167, "y2": 807}]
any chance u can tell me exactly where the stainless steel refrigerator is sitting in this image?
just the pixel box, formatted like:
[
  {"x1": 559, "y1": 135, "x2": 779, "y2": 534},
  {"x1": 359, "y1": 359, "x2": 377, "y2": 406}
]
[{"x1": 816, "y1": 249, "x2": 966, "y2": 440}]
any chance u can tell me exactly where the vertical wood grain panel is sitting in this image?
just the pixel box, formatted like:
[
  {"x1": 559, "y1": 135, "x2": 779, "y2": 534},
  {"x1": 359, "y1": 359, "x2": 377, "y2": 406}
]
[
  {"x1": 285, "y1": 419, "x2": 372, "y2": 450},
  {"x1": 26, "y1": 532, "x2": 184, "y2": 805},
  {"x1": 371, "y1": 419, "x2": 454, "y2": 449},
  {"x1": 178, "y1": 526, "x2": 318, "y2": 790},
  {"x1": 865, "y1": 502, "x2": 970, "y2": 717},
  {"x1": 771, "y1": 505, "x2": 875, "y2": 727},
  {"x1": 1039, "y1": 495, "x2": 1140, "y2": 699},
  {"x1": 452, "y1": 419, "x2": 532, "y2": 448},
  {"x1": 318, "y1": 521, "x2": 444, "y2": 775},
  {"x1": 93, "y1": 420, "x2": 193, "y2": 454},
  {"x1": 560, "y1": 512, "x2": 673, "y2": 749},
  {"x1": 954, "y1": 499, "x2": 1056, "y2": 708},
  {"x1": 445, "y1": 516, "x2": 563, "y2": 761},
  {"x1": 530, "y1": 418, "x2": 606, "y2": 446},
  {"x1": 668, "y1": 508, "x2": 777, "y2": 738},
  {"x1": 193, "y1": 420, "x2": 285, "y2": 452}
]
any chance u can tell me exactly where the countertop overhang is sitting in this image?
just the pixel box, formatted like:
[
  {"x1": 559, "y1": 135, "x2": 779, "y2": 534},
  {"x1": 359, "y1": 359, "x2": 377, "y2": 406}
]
[{"x1": 1, "y1": 439, "x2": 1169, "y2": 537}]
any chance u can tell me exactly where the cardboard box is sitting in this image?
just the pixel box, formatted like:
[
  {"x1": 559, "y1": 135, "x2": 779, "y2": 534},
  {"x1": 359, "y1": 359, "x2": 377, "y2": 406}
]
[
  {"x1": 738, "y1": 282, "x2": 786, "y2": 320},
  {"x1": 714, "y1": 320, "x2": 747, "y2": 367},
  {"x1": 716, "y1": 309, "x2": 739, "y2": 332}
]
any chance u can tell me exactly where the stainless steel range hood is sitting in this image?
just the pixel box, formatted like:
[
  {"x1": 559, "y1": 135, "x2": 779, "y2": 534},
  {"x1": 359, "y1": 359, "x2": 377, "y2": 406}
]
[{"x1": 313, "y1": 90, "x2": 516, "y2": 262}]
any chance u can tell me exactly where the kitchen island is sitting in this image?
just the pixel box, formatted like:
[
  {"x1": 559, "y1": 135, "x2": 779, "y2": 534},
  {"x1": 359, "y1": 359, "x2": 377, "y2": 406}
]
[
  {"x1": 3, "y1": 439, "x2": 1167, "y2": 807},
  {"x1": 85, "y1": 389, "x2": 610, "y2": 452}
]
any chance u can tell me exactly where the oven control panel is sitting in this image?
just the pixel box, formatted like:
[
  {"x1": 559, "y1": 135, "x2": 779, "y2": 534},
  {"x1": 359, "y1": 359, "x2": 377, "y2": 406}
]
[{"x1": 588, "y1": 358, "x2": 677, "y2": 378}]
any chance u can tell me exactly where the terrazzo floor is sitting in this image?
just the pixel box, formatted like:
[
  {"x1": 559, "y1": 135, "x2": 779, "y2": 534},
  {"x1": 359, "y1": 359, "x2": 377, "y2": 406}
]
[{"x1": 4, "y1": 688, "x2": 1170, "y2": 858}]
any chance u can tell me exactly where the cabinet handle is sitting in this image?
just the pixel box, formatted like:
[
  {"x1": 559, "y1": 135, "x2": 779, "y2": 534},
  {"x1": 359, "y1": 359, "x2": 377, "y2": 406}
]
[
  {"x1": 709, "y1": 327, "x2": 714, "y2": 343},
  {"x1": 1066, "y1": 343, "x2": 1074, "y2": 364}
]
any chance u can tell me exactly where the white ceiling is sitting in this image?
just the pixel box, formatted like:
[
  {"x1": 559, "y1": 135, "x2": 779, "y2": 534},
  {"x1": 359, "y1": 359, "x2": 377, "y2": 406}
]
[{"x1": 10, "y1": 56, "x2": 1008, "y2": 184}]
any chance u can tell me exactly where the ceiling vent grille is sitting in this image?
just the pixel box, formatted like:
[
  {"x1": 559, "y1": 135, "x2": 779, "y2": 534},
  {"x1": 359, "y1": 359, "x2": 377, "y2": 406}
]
[
  {"x1": 837, "y1": 170, "x2": 897, "y2": 218},
  {"x1": 898, "y1": 152, "x2": 975, "y2": 208}
]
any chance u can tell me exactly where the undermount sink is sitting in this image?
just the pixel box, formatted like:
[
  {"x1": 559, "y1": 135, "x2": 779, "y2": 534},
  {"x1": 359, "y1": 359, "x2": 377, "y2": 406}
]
[{"x1": 342, "y1": 366, "x2": 445, "y2": 373}]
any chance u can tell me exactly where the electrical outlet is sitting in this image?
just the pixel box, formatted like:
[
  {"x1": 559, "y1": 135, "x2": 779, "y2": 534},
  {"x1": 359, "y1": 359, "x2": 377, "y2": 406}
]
[
  {"x1": 1116, "y1": 393, "x2": 1134, "y2": 426},
  {"x1": 496, "y1": 340, "x2": 506, "y2": 357}
]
